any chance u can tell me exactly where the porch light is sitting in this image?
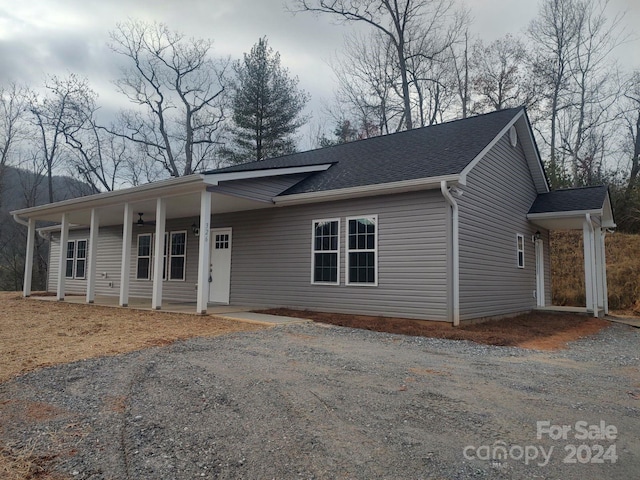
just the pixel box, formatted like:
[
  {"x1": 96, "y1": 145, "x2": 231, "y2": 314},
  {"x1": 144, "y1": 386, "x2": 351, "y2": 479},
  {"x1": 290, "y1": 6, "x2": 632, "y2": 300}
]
[
  {"x1": 532, "y1": 231, "x2": 541, "y2": 242},
  {"x1": 137, "y1": 213, "x2": 145, "y2": 227},
  {"x1": 191, "y1": 222, "x2": 200, "y2": 237}
]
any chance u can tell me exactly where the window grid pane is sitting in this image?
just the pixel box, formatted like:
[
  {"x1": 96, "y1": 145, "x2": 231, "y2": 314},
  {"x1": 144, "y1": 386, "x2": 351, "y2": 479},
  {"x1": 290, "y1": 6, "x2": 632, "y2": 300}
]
[
  {"x1": 347, "y1": 217, "x2": 376, "y2": 285},
  {"x1": 169, "y1": 232, "x2": 186, "y2": 280},
  {"x1": 313, "y1": 220, "x2": 339, "y2": 284},
  {"x1": 137, "y1": 234, "x2": 152, "y2": 280}
]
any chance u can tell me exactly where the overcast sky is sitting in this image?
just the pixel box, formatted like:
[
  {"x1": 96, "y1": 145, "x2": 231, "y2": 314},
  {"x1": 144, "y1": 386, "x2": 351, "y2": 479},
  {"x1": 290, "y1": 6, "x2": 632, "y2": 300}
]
[{"x1": 1, "y1": 0, "x2": 639, "y2": 142}]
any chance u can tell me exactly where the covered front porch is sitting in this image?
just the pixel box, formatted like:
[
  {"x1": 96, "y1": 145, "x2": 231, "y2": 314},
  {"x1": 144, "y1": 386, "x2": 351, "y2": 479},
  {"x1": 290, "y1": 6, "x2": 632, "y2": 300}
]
[
  {"x1": 12, "y1": 165, "x2": 330, "y2": 314},
  {"x1": 528, "y1": 186, "x2": 616, "y2": 318}
]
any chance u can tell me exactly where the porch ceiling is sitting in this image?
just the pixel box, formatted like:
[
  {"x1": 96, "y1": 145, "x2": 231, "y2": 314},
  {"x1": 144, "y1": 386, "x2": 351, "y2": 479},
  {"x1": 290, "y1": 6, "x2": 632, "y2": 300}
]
[{"x1": 28, "y1": 191, "x2": 273, "y2": 227}]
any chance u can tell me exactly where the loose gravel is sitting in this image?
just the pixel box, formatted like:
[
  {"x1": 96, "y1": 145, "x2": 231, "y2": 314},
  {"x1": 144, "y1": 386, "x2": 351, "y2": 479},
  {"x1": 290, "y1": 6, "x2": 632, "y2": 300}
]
[{"x1": 1, "y1": 321, "x2": 639, "y2": 479}]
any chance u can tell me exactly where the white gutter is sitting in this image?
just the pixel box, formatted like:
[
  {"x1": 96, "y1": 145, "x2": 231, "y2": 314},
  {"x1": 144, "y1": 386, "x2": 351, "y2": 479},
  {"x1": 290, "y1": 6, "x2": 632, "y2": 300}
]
[
  {"x1": 12, "y1": 212, "x2": 29, "y2": 228},
  {"x1": 10, "y1": 174, "x2": 204, "y2": 219},
  {"x1": 441, "y1": 180, "x2": 460, "y2": 326},
  {"x1": 274, "y1": 175, "x2": 460, "y2": 206},
  {"x1": 527, "y1": 209, "x2": 603, "y2": 220}
]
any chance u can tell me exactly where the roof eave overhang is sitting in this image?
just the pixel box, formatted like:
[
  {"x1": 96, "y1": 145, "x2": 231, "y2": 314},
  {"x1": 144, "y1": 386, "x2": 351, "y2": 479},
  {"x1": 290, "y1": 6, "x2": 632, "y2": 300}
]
[
  {"x1": 273, "y1": 174, "x2": 460, "y2": 206},
  {"x1": 10, "y1": 174, "x2": 206, "y2": 221},
  {"x1": 527, "y1": 209, "x2": 617, "y2": 229},
  {"x1": 203, "y1": 164, "x2": 334, "y2": 186}
]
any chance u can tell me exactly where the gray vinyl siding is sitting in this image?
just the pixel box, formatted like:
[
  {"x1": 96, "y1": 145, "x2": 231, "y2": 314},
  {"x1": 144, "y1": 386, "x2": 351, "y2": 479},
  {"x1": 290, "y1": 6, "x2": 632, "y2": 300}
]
[
  {"x1": 458, "y1": 133, "x2": 549, "y2": 320},
  {"x1": 46, "y1": 191, "x2": 448, "y2": 320},
  {"x1": 211, "y1": 174, "x2": 308, "y2": 202},
  {"x1": 213, "y1": 190, "x2": 449, "y2": 321},
  {"x1": 48, "y1": 218, "x2": 202, "y2": 302}
]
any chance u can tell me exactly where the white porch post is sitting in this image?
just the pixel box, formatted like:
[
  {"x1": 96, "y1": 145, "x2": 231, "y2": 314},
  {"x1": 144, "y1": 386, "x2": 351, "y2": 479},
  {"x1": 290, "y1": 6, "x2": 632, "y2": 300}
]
[
  {"x1": 120, "y1": 204, "x2": 133, "y2": 307},
  {"x1": 583, "y1": 215, "x2": 598, "y2": 317},
  {"x1": 23, "y1": 217, "x2": 35, "y2": 297},
  {"x1": 152, "y1": 198, "x2": 166, "y2": 310},
  {"x1": 57, "y1": 213, "x2": 69, "y2": 301},
  {"x1": 601, "y1": 229, "x2": 609, "y2": 315},
  {"x1": 594, "y1": 226, "x2": 604, "y2": 314},
  {"x1": 86, "y1": 208, "x2": 100, "y2": 303},
  {"x1": 196, "y1": 190, "x2": 212, "y2": 314},
  {"x1": 535, "y1": 238, "x2": 545, "y2": 308}
]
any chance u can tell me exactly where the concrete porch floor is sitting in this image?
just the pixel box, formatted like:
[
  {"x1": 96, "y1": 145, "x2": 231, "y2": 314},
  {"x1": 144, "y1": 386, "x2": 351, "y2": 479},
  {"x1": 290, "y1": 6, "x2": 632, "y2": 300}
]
[{"x1": 30, "y1": 295, "x2": 309, "y2": 326}]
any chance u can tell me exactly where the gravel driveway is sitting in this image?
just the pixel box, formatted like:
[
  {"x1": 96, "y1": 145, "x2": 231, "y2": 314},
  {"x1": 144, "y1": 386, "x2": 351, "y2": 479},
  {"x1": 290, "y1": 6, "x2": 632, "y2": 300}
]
[{"x1": 1, "y1": 321, "x2": 639, "y2": 479}]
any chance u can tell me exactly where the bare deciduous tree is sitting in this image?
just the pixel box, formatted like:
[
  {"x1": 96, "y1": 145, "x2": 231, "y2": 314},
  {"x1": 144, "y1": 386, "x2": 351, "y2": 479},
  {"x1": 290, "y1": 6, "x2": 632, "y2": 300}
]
[
  {"x1": 30, "y1": 74, "x2": 92, "y2": 202},
  {"x1": 292, "y1": 0, "x2": 464, "y2": 130},
  {"x1": 470, "y1": 34, "x2": 533, "y2": 113},
  {"x1": 108, "y1": 20, "x2": 228, "y2": 177}
]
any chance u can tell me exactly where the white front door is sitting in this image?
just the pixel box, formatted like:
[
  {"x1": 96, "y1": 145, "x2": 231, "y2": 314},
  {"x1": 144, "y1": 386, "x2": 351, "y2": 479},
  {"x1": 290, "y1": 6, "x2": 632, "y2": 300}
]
[
  {"x1": 209, "y1": 228, "x2": 232, "y2": 304},
  {"x1": 535, "y1": 238, "x2": 545, "y2": 307}
]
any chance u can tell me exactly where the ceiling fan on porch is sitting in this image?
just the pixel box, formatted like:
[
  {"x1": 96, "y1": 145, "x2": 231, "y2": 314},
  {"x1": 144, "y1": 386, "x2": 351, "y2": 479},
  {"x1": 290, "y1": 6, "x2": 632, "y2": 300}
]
[{"x1": 136, "y1": 212, "x2": 156, "y2": 227}]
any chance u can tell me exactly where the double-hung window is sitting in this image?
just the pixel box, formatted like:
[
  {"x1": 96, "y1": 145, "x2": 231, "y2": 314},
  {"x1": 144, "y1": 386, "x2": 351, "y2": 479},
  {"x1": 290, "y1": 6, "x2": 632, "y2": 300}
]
[
  {"x1": 169, "y1": 231, "x2": 186, "y2": 281},
  {"x1": 65, "y1": 239, "x2": 87, "y2": 279},
  {"x1": 347, "y1": 216, "x2": 377, "y2": 285},
  {"x1": 312, "y1": 219, "x2": 340, "y2": 284},
  {"x1": 136, "y1": 234, "x2": 152, "y2": 280},
  {"x1": 136, "y1": 231, "x2": 186, "y2": 281},
  {"x1": 516, "y1": 233, "x2": 525, "y2": 268}
]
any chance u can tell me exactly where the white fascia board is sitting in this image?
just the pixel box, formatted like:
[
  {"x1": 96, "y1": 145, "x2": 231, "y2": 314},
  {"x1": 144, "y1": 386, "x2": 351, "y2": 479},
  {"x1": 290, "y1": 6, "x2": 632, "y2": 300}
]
[
  {"x1": 203, "y1": 164, "x2": 333, "y2": 186},
  {"x1": 37, "y1": 224, "x2": 86, "y2": 233},
  {"x1": 10, "y1": 174, "x2": 205, "y2": 219},
  {"x1": 521, "y1": 116, "x2": 550, "y2": 193},
  {"x1": 273, "y1": 175, "x2": 460, "y2": 206},
  {"x1": 458, "y1": 109, "x2": 524, "y2": 186},
  {"x1": 527, "y1": 209, "x2": 603, "y2": 220}
]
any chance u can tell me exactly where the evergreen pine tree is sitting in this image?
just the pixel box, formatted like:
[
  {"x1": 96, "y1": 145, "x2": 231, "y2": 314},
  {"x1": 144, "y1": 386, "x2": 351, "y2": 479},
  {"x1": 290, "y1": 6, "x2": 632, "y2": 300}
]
[{"x1": 223, "y1": 37, "x2": 309, "y2": 164}]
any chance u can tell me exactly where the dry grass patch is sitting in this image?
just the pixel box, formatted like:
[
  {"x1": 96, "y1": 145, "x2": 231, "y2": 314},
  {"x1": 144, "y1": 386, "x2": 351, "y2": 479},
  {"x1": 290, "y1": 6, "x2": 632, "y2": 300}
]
[
  {"x1": 0, "y1": 442, "x2": 63, "y2": 480},
  {"x1": 259, "y1": 309, "x2": 610, "y2": 350},
  {"x1": 551, "y1": 230, "x2": 640, "y2": 314},
  {"x1": 0, "y1": 292, "x2": 265, "y2": 383}
]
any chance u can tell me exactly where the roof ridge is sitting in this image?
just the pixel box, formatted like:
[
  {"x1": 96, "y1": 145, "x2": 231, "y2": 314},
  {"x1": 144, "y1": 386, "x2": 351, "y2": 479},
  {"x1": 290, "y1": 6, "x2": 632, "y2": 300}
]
[{"x1": 205, "y1": 107, "x2": 524, "y2": 174}]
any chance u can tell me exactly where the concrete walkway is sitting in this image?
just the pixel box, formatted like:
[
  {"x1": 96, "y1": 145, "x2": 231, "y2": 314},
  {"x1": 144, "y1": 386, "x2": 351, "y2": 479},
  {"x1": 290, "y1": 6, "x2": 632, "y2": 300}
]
[
  {"x1": 30, "y1": 295, "x2": 309, "y2": 326},
  {"x1": 605, "y1": 315, "x2": 640, "y2": 328}
]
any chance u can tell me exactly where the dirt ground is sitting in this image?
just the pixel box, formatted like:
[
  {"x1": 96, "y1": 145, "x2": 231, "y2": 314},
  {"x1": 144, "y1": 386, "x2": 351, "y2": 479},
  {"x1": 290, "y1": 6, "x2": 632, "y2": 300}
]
[
  {"x1": 0, "y1": 293, "x2": 624, "y2": 479},
  {"x1": 1, "y1": 322, "x2": 638, "y2": 480},
  {"x1": 260, "y1": 308, "x2": 611, "y2": 350},
  {"x1": 0, "y1": 292, "x2": 265, "y2": 384}
]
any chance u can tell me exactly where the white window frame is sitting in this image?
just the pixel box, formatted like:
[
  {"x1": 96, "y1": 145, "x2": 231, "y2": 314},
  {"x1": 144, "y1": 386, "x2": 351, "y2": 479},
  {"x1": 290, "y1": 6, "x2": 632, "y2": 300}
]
[
  {"x1": 75, "y1": 239, "x2": 87, "y2": 280},
  {"x1": 137, "y1": 231, "x2": 186, "y2": 282},
  {"x1": 136, "y1": 233, "x2": 152, "y2": 280},
  {"x1": 65, "y1": 240, "x2": 76, "y2": 279},
  {"x1": 516, "y1": 233, "x2": 525, "y2": 269},
  {"x1": 168, "y1": 230, "x2": 187, "y2": 281},
  {"x1": 346, "y1": 215, "x2": 378, "y2": 286},
  {"x1": 311, "y1": 218, "x2": 340, "y2": 285},
  {"x1": 64, "y1": 239, "x2": 87, "y2": 279}
]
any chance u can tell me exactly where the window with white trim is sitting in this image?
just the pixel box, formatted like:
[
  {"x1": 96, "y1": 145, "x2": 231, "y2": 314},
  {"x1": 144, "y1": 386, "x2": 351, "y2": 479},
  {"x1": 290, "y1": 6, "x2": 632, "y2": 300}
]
[
  {"x1": 516, "y1": 233, "x2": 525, "y2": 268},
  {"x1": 347, "y1": 215, "x2": 377, "y2": 285},
  {"x1": 136, "y1": 234, "x2": 152, "y2": 280},
  {"x1": 65, "y1": 239, "x2": 87, "y2": 279},
  {"x1": 169, "y1": 231, "x2": 186, "y2": 280},
  {"x1": 75, "y1": 240, "x2": 87, "y2": 279},
  {"x1": 136, "y1": 231, "x2": 186, "y2": 281},
  {"x1": 312, "y1": 219, "x2": 340, "y2": 284}
]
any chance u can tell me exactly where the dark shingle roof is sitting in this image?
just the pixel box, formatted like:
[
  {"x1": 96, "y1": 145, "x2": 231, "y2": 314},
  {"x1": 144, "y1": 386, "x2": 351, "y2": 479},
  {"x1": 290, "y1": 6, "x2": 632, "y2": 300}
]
[
  {"x1": 528, "y1": 185, "x2": 608, "y2": 214},
  {"x1": 206, "y1": 108, "x2": 524, "y2": 195}
]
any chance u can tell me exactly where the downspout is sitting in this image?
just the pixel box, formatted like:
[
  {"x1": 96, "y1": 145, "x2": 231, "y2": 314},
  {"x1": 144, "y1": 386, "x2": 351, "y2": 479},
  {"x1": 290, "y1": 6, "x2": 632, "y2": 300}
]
[{"x1": 441, "y1": 181, "x2": 460, "y2": 326}]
